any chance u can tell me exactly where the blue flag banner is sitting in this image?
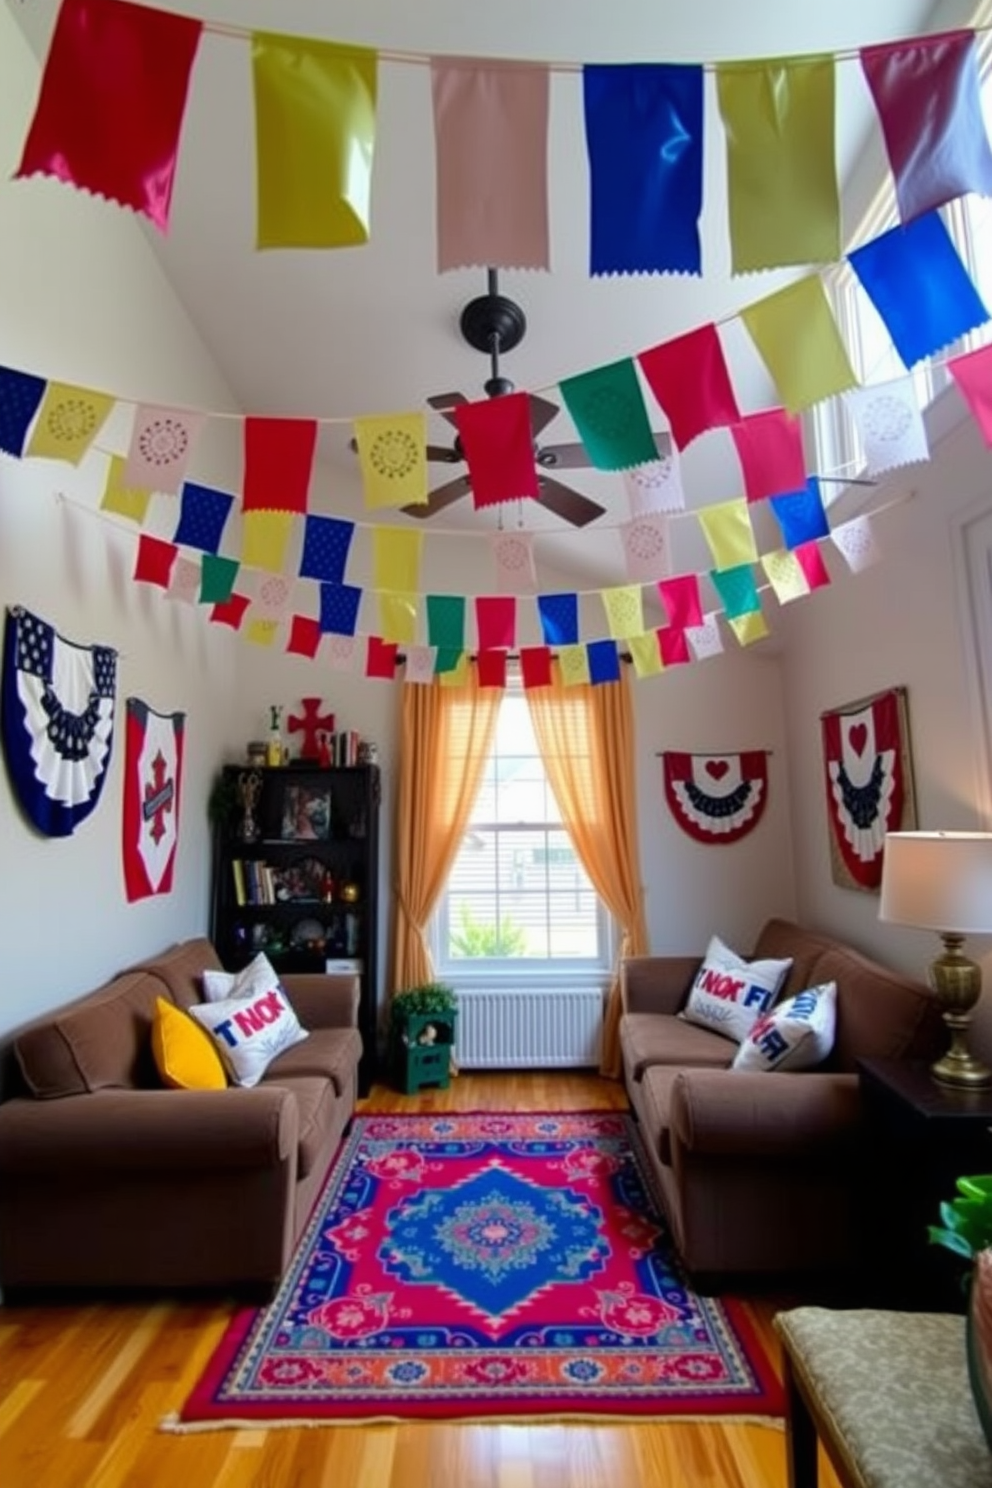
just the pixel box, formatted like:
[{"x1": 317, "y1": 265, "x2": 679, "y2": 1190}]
[
  {"x1": 847, "y1": 209, "x2": 990, "y2": 368},
  {"x1": 587, "y1": 637, "x2": 621, "y2": 683},
  {"x1": 538, "y1": 592, "x2": 580, "y2": 646},
  {"x1": 583, "y1": 63, "x2": 704, "y2": 276},
  {"x1": 769, "y1": 478, "x2": 830, "y2": 549},
  {"x1": 173, "y1": 482, "x2": 233, "y2": 554},
  {"x1": 319, "y1": 582, "x2": 362, "y2": 636},
  {"x1": 300, "y1": 515, "x2": 355, "y2": 584},
  {"x1": 0, "y1": 367, "x2": 46, "y2": 458}
]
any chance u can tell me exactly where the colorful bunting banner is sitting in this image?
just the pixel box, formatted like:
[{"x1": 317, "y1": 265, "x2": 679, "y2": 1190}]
[
  {"x1": 166, "y1": 556, "x2": 201, "y2": 606},
  {"x1": 845, "y1": 375, "x2": 929, "y2": 475},
  {"x1": 716, "y1": 56, "x2": 839, "y2": 273},
  {"x1": 378, "y1": 591, "x2": 418, "y2": 644},
  {"x1": 245, "y1": 617, "x2": 279, "y2": 647},
  {"x1": 252, "y1": 33, "x2": 378, "y2": 248},
  {"x1": 210, "y1": 593, "x2": 250, "y2": 629},
  {"x1": 126, "y1": 405, "x2": 203, "y2": 494},
  {"x1": 622, "y1": 444, "x2": 684, "y2": 514},
  {"x1": 628, "y1": 631, "x2": 664, "y2": 678},
  {"x1": 242, "y1": 416, "x2": 317, "y2": 513},
  {"x1": 490, "y1": 532, "x2": 538, "y2": 593},
  {"x1": 476, "y1": 596, "x2": 516, "y2": 651},
  {"x1": 730, "y1": 408, "x2": 807, "y2": 502},
  {"x1": 831, "y1": 516, "x2": 881, "y2": 573},
  {"x1": 620, "y1": 513, "x2": 671, "y2": 583},
  {"x1": 658, "y1": 574, "x2": 703, "y2": 630},
  {"x1": 558, "y1": 358, "x2": 658, "y2": 470},
  {"x1": 366, "y1": 636, "x2": 399, "y2": 679},
  {"x1": 740, "y1": 276, "x2": 858, "y2": 412},
  {"x1": 403, "y1": 644, "x2": 438, "y2": 684},
  {"x1": 287, "y1": 615, "x2": 322, "y2": 658},
  {"x1": 698, "y1": 498, "x2": 758, "y2": 571},
  {"x1": 638, "y1": 324, "x2": 741, "y2": 450},
  {"x1": 600, "y1": 586, "x2": 644, "y2": 640},
  {"x1": 659, "y1": 627, "x2": 691, "y2": 667},
  {"x1": 432, "y1": 59, "x2": 549, "y2": 273},
  {"x1": 477, "y1": 649, "x2": 508, "y2": 689},
  {"x1": 769, "y1": 479, "x2": 830, "y2": 549},
  {"x1": 687, "y1": 614, "x2": 724, "y2": 661},
  {"x1": 252, "y1": 573, "x2": 294, "y2": 618},
  {"x1": 453, "y1": 393, "x2": 539, "y2": 507},
  {"x1": 173, "y1": 482, "x2": 233, "y2": 553},
  {"x1": 860, "y1": 31, "x2": 992, "y2": 225},
  {"x1": 795, "y1": 541, "x2": 832, "y2": 591},
  {"x1": 520, "y1": 646, "x2": 553, "y2": 689},
  {"x1": 0, "y1": 367, "x2": 46, "y2": 458},
  {"x1": 353, "y1": 412, "x2": 428, "y2": 508},
  {"x1": 25, "y1": 382, "x2": 114, "y2": 465},
  {"x1": 710, "y1": 563, "x2": 761, "y2": 619},
  {"x1": 241, "y1": 510, "x2": 294, "y2": 572},
  {"x1": 101, "y1": 455, "x2": 153, "y2": 524},
  {"x1": 949, "y1": 343, "x2": 992, "y2": 447},
  {"x1": 583, "y1": 63, "x2": 704, "y2": 276},
  {"x1": 761, "y1": 548, "x2": 809, "y2": 604},
  {"x1": 200, "y1": 555, "x2": 240, "y2": 604},
  {"x1": 319, "y1": 582, "x2": 362, "y2": 636},
  {"x1": 729, "y1": 611, "x2": 770, "y2": 645},
  {"x1": 299, "y1": 515, "x2": 355, "y2": 584},
  {"x1": 588, "y1": 638, "x2": 620, "y2": 684},
  {"x1": 427, "y1": 595, "x2": 466, "y2": 650},
  {"x1": 559, "y1": 644, "x2": 591, "y2": 686},
  {"x1": 16, "y1": 0, "x2": 203, "y2": 232},
  {"x1": 134, "y1": 535, "x2": 178, "y2": 590},
  {"x1": 538, "y1": 593, "x2": 579, "y2": 646},
  {"x1": 325, "y1": 634, "x2": 358, "y2": 670},
  {"x1": 847, "y1": 210, "x2": 989, "y2": 369},
  {"x1": 372, "y1": 526, "x2": 423, "y2": 592},
  {"x1": 439, "y1": 652, "x2": 470, "y2": 686}
]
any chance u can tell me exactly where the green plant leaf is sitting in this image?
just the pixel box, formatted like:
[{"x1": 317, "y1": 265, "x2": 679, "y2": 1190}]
[
  {"x1": 928, "y1": 1225, "x2": 975, "y2": 1259},
  {"x1": 958, "y1": 1175, "x2": 992, "y2": 1202}
]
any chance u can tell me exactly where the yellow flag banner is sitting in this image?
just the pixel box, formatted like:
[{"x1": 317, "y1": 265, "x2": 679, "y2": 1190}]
[
  {"x1": 377, "y1": 590, "x2": 418, "y2": 644},
  {"x1": 245, "y1": 617, "x2": 280, "y2": 646},
  {"x1": 372, "y1": 525, "x2": 423, "y2": 592},
  {"x1": 761, "y1": 548, "x2": 809, "y2": 604},
  {"x1": 354, "y1": 411, "x2": 428, "y2": 508},
  {"x1": 601, "y1": 585, "x2": 645, "y2": 640},
  {"x1": 439, "y1": 653, "x2": 470, "y2": 687},
  {"x1": 741, "y1": 275, "x2": 857, "y2": 413},
  {"x1": 629, "y1": 631, "x2": 664, "y2": 678},
  {"x1": 241, "y1": 509, "x2": 295, "y2": 572},
  {"x1": 716, "y1": 56, "x2": 839, "y2": 274},
  {"x1": 252, "y1": 33, "x2": 378, "y2": 249},
  {"x1": 101, "y1": 454, "x2": 153, "y2": 524},
  {"x1": 558, "y1": 644, "x2": 591, "y2": 686},
  {"x1": 729, "y1": 611, "x2": 771, "y2": 646},
  {"x1": 26, "y1": 382, "x2": 115, "y2": 465},
  {"x1": 698, "y1": 498, "x2": 758, "y2": 571}
]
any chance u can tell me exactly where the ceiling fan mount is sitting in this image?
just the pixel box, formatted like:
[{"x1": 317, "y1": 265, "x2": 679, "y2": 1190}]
[{"x1": 458, "y1": 274, "x2": 526, "y2": 398}]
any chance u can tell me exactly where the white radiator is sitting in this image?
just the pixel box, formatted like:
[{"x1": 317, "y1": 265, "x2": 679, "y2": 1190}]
[{"x1": 455, "y1": 988, "x2": 603, "y2": 1069}]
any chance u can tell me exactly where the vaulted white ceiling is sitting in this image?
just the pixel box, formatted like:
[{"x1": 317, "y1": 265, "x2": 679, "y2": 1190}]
[{"x1": 9, "y1": 0, "x2": 975, "y2": 590}]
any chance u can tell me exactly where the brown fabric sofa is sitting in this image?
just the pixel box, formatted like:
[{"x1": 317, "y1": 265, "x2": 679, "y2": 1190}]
[
  {"x1": 0, "y1": 937, "x2": 362, "y2": 1296},
  {"x1": 620, "y1": 918, "x2": 944, "y2": 1287}
]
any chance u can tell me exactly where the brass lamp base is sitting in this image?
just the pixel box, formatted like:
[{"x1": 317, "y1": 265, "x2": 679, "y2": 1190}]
[{"x1": 929, "y1": 933, "x2": 992, "y2": 1089}]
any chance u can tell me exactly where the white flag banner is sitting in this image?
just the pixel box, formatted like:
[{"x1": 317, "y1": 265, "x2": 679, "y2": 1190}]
[
  {"x1": 325, "y1": 634, "x2": 358, "y2": 671},
  {"x1": 489, "y1": 532, "x2": 537, "y2": 593},
  {"x1": 845, "y1": 375, "x2": 929, "y2": 477},
  {"x1": 623, "y1": 441, "x2": 684, "y2": 514},
  {"x1": 166, "y1": 555, "x2": 200, "y2": 605},
  {"x1": 831, "y1": 515, "x2": 881, "y2": 574},
  {"x1": 620, "y1": 512, "x2": 672, "y2": 582},
  {"x1": 251, "y1": 572, "x2": 295, "y2": 619},
  {"x1": 686, "y1": 613, "x2": 724, "y2": 660},
  {"x1": 404, "y1": 644, "x2": 438, "y2": 684}
]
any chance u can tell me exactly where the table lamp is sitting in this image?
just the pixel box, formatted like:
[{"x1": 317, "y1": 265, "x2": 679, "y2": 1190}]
[{"x1": 879, "y1": 830, "x2": 992, "y2": 1088}]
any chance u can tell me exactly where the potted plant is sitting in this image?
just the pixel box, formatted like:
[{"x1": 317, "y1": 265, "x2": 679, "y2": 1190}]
[
  {"x1": 931, "y1": 1175, "x2": 992, "y2": 1450},
  {"x1": 389, "y1": 982, "x2": 458, "y2": 1047}
]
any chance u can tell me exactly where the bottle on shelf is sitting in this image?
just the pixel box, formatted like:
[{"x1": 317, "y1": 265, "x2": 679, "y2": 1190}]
[{"x1": 266, "y1": 705, "x2": 285, "y2": 767}]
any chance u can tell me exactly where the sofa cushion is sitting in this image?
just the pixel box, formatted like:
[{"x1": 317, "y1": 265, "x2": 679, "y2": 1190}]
[
  {"x1": 15, "y1": 971, "x2": 168, "y2": 1098},
  {"x1": 151, "y1": 997, "x2": 228, "y2": 1090},
  {"x1": 130, "y1": 937, "x2": 224, "y2": 1012},
  {"x1": 189, "y1": 983, "x2": 308, "y2": 1088},
  {"x1": 265, "y1": 1027, "x2": 362, "y2": 1097},
  {"x1": 681, "y1": 935, "x2": 792, "y2": 1044},
  {"x1": 752, "y1": 918, "x2": 836, "y2": 1001},
  {"x1": 809, "y1": 944, "x2": 937, "y2": 1071},
  {"x1": 273, "y1": 1075, "x2": 339, "y2": 1178},
  {"x1": 731, "y1": 982, "x2": 837, "y2": 1073},
  {"x1": 621, "y1": 1012, "x2": 736, "y2": 1082}
]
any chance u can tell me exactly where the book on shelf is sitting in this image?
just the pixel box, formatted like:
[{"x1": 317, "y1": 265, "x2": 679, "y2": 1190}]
[
  {"x1": 231, "y1": 858, "x2": 246, "y2": 906},
  {"x1": 325, "y1": 957, "x2": 363, "y2": 973}
]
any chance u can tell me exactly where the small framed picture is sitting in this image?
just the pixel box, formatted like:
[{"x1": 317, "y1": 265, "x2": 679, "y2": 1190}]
[{"x1": 281, "y1": 786, "x2": 331, "y2": 841}]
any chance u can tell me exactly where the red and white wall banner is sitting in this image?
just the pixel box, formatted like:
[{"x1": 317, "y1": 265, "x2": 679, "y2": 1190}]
[
  {"x1": 122, "y1": 696, "x2": 185, "y2": 902},
  {"x1": 820, "y1": 685, "x2": 916, "y2": 892},
  {"x1": 662, "y1": 750, "x2": 769, "y2": 844}
]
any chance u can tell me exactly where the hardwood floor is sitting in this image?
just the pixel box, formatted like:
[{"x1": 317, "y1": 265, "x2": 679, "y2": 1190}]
[{"x1": 0, "y1": 1073, "x2": 842, "y2": 1488}]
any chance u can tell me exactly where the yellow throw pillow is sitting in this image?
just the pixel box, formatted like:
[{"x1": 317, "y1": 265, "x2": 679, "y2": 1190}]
[{"x1": 152, "y1": 996, "x2": 227, "y2": 1090}]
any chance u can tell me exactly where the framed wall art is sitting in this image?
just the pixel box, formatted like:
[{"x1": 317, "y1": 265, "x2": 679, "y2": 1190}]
[{"x1": 820, "y1": 685, "x2": 917, "y2": 893}]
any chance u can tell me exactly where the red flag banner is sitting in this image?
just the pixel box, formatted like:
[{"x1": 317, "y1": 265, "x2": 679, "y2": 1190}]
[
  {"x1": 17, "y1": 0, "x2": 202, "y2": 232},
  {"x1": 476, "y1": 649, "x2": 508, "y2": 689},
  {"x1": 949, "y1": 343, "x2": 992, "y2": 446},
  {"x1": 638, "y1": 325, "x2": 741, "y2": 450},
  {"x1": 475, "y1": 596, "x2": 517, "y2": 651},
  {"x1": 133, "y1": 535, "x2": 178, "y2": 589},
  {"x1": 730, "y1": 408, "x2": 807, "y2": 503},
  {"x1": 243, "y1": 417, "x2": 317, "y2": 513},
  {"x1": 366, "y1": 636, "x2": 399, "y2": 679},
  {"x1": 520, "y1": 646, "x2": 552, "y2": 688},
  {"x1": 122, "y1": 697, "x2": 185, "y2": 902},
  {"x1": 820, "y1": 686, "x2": 917, "y2": 891},
  {"x1": 453, "y1": 394, "x2": 539, "y2": 508},
  {"x1": 663, "y1": 751, "x2": 769, "y2": 844}
]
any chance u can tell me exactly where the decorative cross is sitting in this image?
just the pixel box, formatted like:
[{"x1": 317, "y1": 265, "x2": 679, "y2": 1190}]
[
  {"x1": 142, "y1": 750, "x2": 174, "y2": 844},
  {"x1": 288, "y1": 697, "x2": 335, "y2": 760}
]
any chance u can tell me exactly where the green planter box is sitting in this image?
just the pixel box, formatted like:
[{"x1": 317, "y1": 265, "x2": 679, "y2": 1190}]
[{"x1": 391, "y1": 1011, "x2": 457, "y2": 1094}]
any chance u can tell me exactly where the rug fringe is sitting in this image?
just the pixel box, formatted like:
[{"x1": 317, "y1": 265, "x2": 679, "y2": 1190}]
[{"x1": 160, "y1": 1409, "x2": 784, "y2": 1435}]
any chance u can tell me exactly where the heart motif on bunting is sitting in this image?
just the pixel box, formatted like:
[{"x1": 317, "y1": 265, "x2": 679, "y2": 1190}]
[
  {"x1": 705, "y1": 760, "x2": 730, "y2": 780},
  {"x1": 849, "y1": 723, "x2": 868, "y2": 757}
]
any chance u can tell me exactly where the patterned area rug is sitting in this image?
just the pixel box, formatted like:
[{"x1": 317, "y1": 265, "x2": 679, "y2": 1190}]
[{"x1": 173, "y1": 1111, "x2": 784, "y2": 1427}]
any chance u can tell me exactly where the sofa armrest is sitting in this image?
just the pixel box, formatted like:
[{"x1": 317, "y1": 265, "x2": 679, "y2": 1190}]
[
  {"x1": 669, "y1": 1069, "x2": 861, "y2": 1158},
  {"x1": 0, "y1": 1087, "x2": 298, "y2": 1175},
  {"x1": 280, "y1": 973, "x2": 359, "y2": 1029},
  {"x1": 622, "y1": 956, "x2": 701, "y2": 1016}
]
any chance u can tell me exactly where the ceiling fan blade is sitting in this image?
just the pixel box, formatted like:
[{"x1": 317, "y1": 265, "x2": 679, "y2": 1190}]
[
  {"x1": 425, "y1": 443, "x2": 461, "y2": 463},
  {"x1": 537, "y1": 476, "x2": 606, "y2": 528},
  {"x1": 528, "y1": 394, "x2": 560, "y2": 439},
  {"x1": 427, "y1": 391, "x2": 468, "y2": 430},
  {"x1": 536, "y1": 440, "x2": 592, "y2": 471},
  {"x1": 401, "y1": 474, "x2": 472, "y2": 519}
]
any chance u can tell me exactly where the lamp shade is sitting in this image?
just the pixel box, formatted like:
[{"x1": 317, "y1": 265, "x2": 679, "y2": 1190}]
[{"x1": 879, "y1": 831, "x2": 992, "y2": 934}]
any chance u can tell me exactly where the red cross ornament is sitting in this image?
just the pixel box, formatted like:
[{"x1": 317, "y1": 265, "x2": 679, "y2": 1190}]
[
  {"x1": 288, "y1": 697, "x2": 335, "y2": 761},
  {"x1": 143, "y1": 750, "x2": 175, "y2": 845}
]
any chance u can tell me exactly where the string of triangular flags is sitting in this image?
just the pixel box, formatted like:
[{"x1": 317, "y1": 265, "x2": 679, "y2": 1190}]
[{"x1": 14, "y1": 0, "x2": 992, "y2": 279}]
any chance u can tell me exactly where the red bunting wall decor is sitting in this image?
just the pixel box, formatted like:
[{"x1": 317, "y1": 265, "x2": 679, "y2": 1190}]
[
  {"x1": 662, "y1": 750, "x2": 770, "y2": 844},
  {"x1": 820, "y1": 686, "x2": 917, "y2": 892}
]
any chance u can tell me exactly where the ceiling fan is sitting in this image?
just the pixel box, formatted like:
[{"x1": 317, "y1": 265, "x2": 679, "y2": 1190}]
[{"x1": 402, "y1": 270, "x2": 666, "y2": 528}]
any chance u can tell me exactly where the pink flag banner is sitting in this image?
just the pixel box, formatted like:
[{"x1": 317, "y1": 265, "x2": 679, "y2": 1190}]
[
  {"x1": 949, "y1": 343, "x2": 992, "y2": 447},
  {"x1": 860, "y1": 32, "x2": 992, "y2": 225},
  {"x1": 453, "y1": 394, "x2": 539, "y2": 508},
  {"x1": 730, "y1": 408, "x2": 808, "y2": 502},
  {"x1": 796, "y1": 541, "x2": 832, "y2": 592},
  {"x1": 242, "y1": 417, "x2": 317, "y2": 513},
  {"x1": 476, "y1": 596, "x2": 517, "y2": 651},
  {"x1": 490, "y1": 532, "x2": 537, "y2": 593},
  {"x1": 403, "y1": 645, "x2": 438, "y2": 684},
  {"x1": 621, "y1": 514, "x2": 671, "y2": 582},
  {"x1": 126, "y1": 406, "x2": 204, "y2": 494},
  {"x1": 325, "y1": 634, "x2": 358, "y2": 671},
  {"x1": 17, "y1": 0, "x2": 202, "y2": 232},
  {"x1": 166, "y1": 556, "x2": 201, "y2": 605},
  {"x1": 658, "y1": 574, "x2": 703, "y2": 630},
  {"x1": 639, "y1": 325, "x2": 741, "y2": 450},
  {"x1": 432, "y1": 59, "x2": 549, "y2": 272},
  {"x1": 659, "y1": 628, "x2": 691, "y2": 667}
]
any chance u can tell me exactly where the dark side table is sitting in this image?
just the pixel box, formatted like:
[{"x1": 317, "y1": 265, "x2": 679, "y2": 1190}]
[{"x1": 857, "y1": 1058, "x2": 992, "y2": 1312}]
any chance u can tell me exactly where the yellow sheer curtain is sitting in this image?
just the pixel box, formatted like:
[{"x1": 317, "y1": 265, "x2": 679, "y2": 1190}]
[
  {"x1": 525, "y1": 665, "x2": 648, "y2": 1078},
  {"x1": 391, "y1": 665, "x2": 503, "y2": 995}
]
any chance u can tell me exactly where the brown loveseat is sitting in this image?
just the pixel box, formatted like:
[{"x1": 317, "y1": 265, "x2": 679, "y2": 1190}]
[
  {"x1": 620, "y1": 918, "x2": 943, "y2": 1287},
  {"x1": 0, "y1": 938, "x2": 362, "y2": 1297}
]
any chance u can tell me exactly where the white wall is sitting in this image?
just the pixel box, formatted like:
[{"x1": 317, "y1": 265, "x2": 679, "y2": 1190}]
[{"x1": 0, "y1": 4, "x2": 243, "y2": 1036}]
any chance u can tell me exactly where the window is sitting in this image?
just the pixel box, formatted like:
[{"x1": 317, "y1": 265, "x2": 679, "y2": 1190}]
[{"x1": 433, "y1": 684, "x2": 610, "y2": 977}]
